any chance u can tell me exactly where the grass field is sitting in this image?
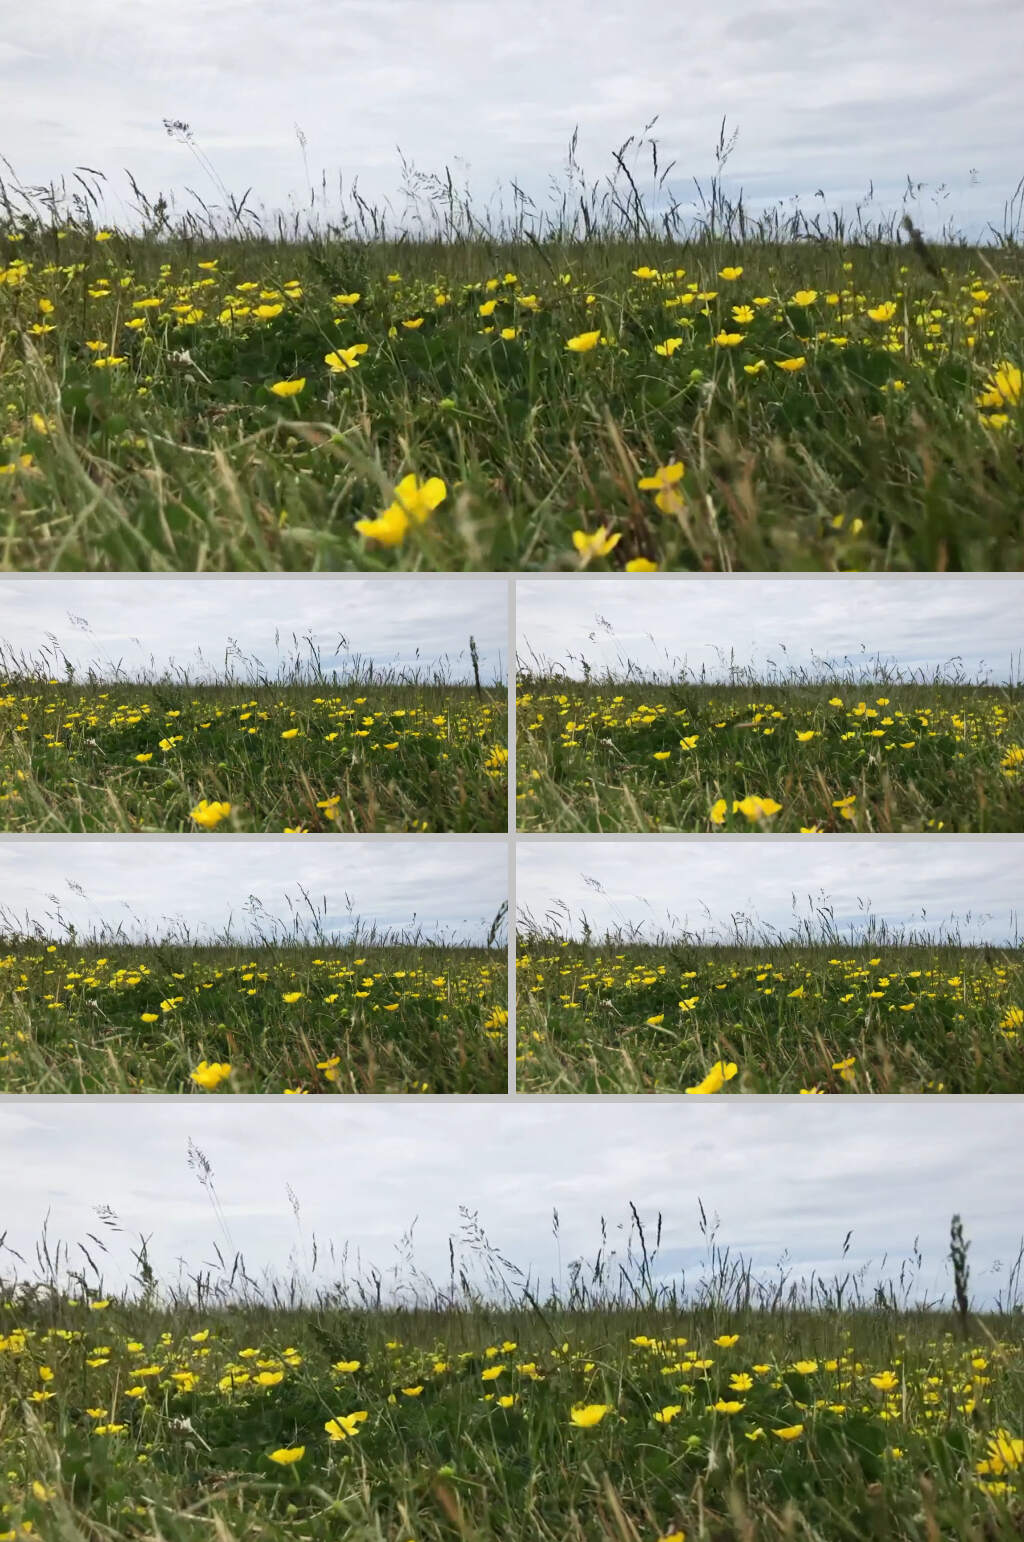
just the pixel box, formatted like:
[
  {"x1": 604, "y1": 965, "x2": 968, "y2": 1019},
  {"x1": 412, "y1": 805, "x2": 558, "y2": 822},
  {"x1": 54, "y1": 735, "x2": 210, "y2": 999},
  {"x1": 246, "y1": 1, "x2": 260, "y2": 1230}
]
[
  {"x1": 0, "y1": 930, "x2": 508, "y2": 1093},
  {"x1": 1, "y1": 1210, "x2": 1022, "y2": 1542},
  {"x1": 515, "y1": 928, "x2": 1024, "y2": 1093},
  {"x1": 1, "y1": 134, "x2": 1022, "y2": 572},
  {"x1": 516, "y1": 669, "x2": 1024, "y2": 832},
  {"x1": 0, "y1": 661, "x2": 508, "y2": 833}
]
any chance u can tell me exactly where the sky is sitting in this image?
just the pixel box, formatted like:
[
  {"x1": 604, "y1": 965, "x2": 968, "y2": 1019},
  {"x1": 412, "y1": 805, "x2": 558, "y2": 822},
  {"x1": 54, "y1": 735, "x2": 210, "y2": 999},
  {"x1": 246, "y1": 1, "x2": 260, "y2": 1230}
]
[
  {"x1": 2, "y1": 0, "x2": 1021, "y2": 242},
  {"x1": 517, "y1": 838, "x2": 1024, "y2": 946},
  {"x1": 1, "y1": 1100, "x2": 1021, "y2": 1310},
  {"x1": 0, "y1": 837, "x2": 507, "y2": 944},
  {"x1": 0, "y1": 577, "x2": 507, "y2": 684},
  {"x1": 517, "y1": 577, "x2": 1024, "y2": 685}
]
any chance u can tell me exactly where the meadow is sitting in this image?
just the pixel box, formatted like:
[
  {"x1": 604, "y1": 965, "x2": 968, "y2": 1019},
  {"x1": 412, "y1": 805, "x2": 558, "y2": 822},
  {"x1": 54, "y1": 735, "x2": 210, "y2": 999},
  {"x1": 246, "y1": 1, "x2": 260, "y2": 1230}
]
[
  {"x1": 1, "y1": 1207, "x2": 1022, "y2": 1542},
  {"x1": 0, "y1": 925, "x2": 508, "y2": 1093},
  {"x1": 1, "y1": 130, "x2": 1022, "y2": 572},
  {"x1": 516, "y1": 667, "x2": 1024, "y2": 832},
  {"x1": 0, "y1": 653, "x2": 508, "y2": 834},
  {"x1": 515, "y1": 924, "x2": 1024, "y2": 1093}
]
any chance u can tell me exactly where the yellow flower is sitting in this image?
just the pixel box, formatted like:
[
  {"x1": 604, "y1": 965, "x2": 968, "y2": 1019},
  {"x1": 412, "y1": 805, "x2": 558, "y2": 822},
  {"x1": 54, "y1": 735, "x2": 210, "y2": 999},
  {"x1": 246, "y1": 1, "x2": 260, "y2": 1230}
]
[
  {"x1": 353, "y1": 505, "x2": 408, "y2": 546},
  {"x1": 732, "y1": 795, "x2": 782, "y2": 821},
  {"x1": 325, "y1": 1411, "x2": 368, "y2": 1440},
  {"x1": 190, "y1": 799, "x2": 231, "y2": 829},
  {"x1": 572, "y1": 526, "x2": 622, "y2": 563},
  {"x1": 637, "y1": 461, "x2": 684, "y2": 492},
  {"x1": 774, "y1": 1424, "x2": 804, "y2": 1440},
  {"x1": 355, "y1": 475, "x2": 447, "y2": 547},
  {"x1": 626, "y1": 557, "x2": 659, "y2": 572},
  {"x1": 977, "y1": 1428, "x2": 1024, "y2": 1475},
  {"x1": 565, "y1": 330, "x2": 602, "y2": 352},
  {"x1": 190, "y1": 1061, "x2": 232, "y2": 1090},
  {"x1": 268, "y1": 378, "x2": 305, "y2": 397},
  {"x1": 776, "y1": 357, "x2": 806, "y2": 372},
  {"x1": 324, "y1": 343, "x2": 369, "y2": 371},
  {"x1": 390, "y1": 472, "x2": 449, "y2": 522},
  {"x1": 267, "y1": 1446, "x2": 305, "y2": 1465},
  {"x1": 570, "y1": 1403, "x2": 613, "y2": 1427},
  {"x1": 976, "y1": 361, "x2": 1021, "y2": 409},
  {"x1": 685, "y1": 1061, "x2": 738, "y2": 1095}
]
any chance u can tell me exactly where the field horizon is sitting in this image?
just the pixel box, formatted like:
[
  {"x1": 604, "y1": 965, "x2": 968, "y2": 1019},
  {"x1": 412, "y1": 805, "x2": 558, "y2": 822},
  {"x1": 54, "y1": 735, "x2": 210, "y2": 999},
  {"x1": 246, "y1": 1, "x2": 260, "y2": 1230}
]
[
  {"x1": 3, "y1": 127, "x2": 1022, "y2": 572},
  {"x1": 0, "y1": 919, "x2": 509, "y2": 1093},
  {"x1": 515, "y1": 925, "x2": 1024, "y2": 1093},
  {"x1": 1, "y1": 659, "x2": 508, "y2": 833},
  {"x1": 1, "y1": 1201, "x2": 1022, "y2": 1542},
  {"x1": 516, "y1": 662, "x2": 1024, "y2": 833}
]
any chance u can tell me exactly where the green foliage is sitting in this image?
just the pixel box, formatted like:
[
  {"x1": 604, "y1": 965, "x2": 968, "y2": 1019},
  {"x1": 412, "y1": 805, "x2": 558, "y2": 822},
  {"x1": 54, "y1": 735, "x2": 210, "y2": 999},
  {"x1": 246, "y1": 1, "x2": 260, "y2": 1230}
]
[
  {"x1": 517, "y1": 940, "x2": 1024, "y2": 1092},
  {"x1": 2, "y1": 1294, "x2": 1022, "y2": 1542},
  {"x1": 2, "y1": 232, "x2": 1021, "y2": 571},
  {"x1": 0, "y1": 678, "x2": 508, "y2": 833},
  {"x1": 517, "y1": 678, "x2": 1024, "y2": 832},
  {"x1": 0, "y1": 940, "x2": 508, "y2": 1092}
]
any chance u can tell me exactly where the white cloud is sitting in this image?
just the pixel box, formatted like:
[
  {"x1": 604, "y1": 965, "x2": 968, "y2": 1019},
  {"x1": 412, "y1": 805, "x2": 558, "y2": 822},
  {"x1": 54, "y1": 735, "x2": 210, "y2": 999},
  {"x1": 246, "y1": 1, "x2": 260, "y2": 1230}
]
[
  {"x1": 516, "y1": 577, "x2": 1024, "y2": 684},
  {"x1": 1, "y1": 0, "x2": 1019, "y2": 240},
  {"x1": 0, "y1": 1100, "x2": 1020, "y2": 1308},
  {"x1": 0, "y1": 577, "x2": 507, "y2": 684},
  {"x1": 0, "y1": 837, "x2": 507, "y2": 943},
  {"x1": 517, "y1": 837, "x2": 1024, "y2": 945}
]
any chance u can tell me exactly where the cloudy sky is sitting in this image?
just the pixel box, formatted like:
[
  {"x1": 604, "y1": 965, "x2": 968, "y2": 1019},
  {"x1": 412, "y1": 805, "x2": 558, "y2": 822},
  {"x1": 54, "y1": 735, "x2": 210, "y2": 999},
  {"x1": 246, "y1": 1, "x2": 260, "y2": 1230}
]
[
  {"x1": 517, "y1": 577, "x2": 1024, "y2": 684},
  {"x1": 1, "y1": 1100, "x2": 1021, "y2": 1310},
  {"x1": 2, "y1": 0, "x2": 1019, "y2": 241},
  {"x1": 518, "y1": 837, "x2": 1024, "y2": 945},
  {"x1": 0, "y1": 837, "x2": 507, "y2": 944},
  {"x1": 0, "y1": 577, "x2": 507, "y2": 684}
]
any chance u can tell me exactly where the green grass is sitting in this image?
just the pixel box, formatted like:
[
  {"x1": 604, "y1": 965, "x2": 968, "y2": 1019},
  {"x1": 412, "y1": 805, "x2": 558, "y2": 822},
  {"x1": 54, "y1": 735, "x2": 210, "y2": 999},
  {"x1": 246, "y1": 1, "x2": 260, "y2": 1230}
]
[
  {"x1": 516, "y1": 933, "x2": 1024, "y2": 1093},
  {"x1": 2, "y1": 1210, "x2": 1023, "y2": 1542},
  {"x1": 516, "y1": 672, "x2": 1024, "y2": 832},
  {"x1": 0, "y1": 936, "x2": 508, "y2": 1093},
  {"x1": 0, "y1": 670, "x2": 508, "y2": 833},
  {"x1": 1, "y1": 135, "x2": 1023, "y2": 571}
]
